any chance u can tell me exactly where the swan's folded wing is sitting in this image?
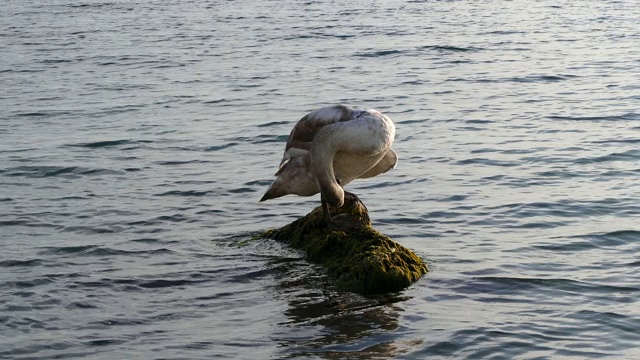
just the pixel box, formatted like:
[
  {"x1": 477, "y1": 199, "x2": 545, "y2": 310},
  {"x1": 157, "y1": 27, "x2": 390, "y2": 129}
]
[
  {"x1": 278, "y1": 105, "x2": 354, "y2": 169},
  {"x1": 357, "y1": 149, "x2": 398, "y2": 179}
]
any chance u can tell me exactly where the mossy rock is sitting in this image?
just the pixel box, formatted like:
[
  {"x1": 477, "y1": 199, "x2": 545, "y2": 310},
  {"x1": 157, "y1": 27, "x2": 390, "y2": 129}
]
[{"x1": 263, "y1": 196, "x2": 427, "y2": 294}]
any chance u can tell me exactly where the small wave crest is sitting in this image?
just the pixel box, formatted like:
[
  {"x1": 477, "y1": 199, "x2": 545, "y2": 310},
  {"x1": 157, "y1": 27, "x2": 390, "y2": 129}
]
[
  {"x1": 66, "y1": 139, "x2": 153, "y2": 148},
  {"x1": 1, "y1": 165, "x2": 125, "y2": 178}
]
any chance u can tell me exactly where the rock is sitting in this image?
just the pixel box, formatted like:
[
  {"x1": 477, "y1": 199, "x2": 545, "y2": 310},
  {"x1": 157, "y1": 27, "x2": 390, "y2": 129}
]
[{"x1": 263, "y1": 196, "x2": 428, "y2": 294}]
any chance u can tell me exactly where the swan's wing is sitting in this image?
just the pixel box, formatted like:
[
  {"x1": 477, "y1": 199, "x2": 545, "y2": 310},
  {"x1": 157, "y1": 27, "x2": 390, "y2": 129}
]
[
  {"x1": 357, "y1": 149, "x2": 398, "y2": 179},
  {"x1": 277, "y1": 105, "x2": 355, "y2": 173}
]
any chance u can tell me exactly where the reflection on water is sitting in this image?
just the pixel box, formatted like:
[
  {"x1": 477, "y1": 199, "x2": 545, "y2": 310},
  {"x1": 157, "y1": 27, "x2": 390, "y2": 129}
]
[{"x1": 269, "y1": 258, "x2": 417, "y2": 358}]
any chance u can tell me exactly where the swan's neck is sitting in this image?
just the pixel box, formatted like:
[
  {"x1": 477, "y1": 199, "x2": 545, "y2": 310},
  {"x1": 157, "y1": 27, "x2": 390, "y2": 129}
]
[{"x1": 309, "y1": 130, "x2": 344, "y2": 208}]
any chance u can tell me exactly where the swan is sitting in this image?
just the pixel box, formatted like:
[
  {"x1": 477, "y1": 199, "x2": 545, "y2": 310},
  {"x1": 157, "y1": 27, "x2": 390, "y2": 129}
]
[{"x1": 260, "y1": 105, "x2": 397, "y2": 226}]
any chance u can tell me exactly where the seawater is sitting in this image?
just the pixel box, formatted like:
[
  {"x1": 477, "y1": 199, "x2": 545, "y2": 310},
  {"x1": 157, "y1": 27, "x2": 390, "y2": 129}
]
[{"x1": 1, "y1": 0, "x2": 639, "y2": 358}]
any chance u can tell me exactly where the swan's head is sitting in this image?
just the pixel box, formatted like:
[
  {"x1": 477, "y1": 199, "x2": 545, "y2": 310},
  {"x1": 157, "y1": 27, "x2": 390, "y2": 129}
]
[{"x1": 260, "y1": 156, "x2": 318, "y2": 202}]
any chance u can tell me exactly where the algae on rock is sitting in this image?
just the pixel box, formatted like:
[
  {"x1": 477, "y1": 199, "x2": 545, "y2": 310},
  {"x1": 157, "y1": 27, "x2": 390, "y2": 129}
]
[{"x1": 263, "y1": 196, "x2": 427, "y2": 294}]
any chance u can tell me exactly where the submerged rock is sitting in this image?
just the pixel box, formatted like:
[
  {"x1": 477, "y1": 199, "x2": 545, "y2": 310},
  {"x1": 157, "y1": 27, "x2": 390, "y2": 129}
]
[{"x1": 263, "y1": 196, "x2": 427, "y2": 294}]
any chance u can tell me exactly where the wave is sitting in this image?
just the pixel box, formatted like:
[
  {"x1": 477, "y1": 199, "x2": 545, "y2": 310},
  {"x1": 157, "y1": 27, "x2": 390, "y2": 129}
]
[
  {"x1": 153, "y1": 159, "x2": 211, "y2": 166},
  {"x1": 38, "y1": 245, "x2": 175, "y2": 257},
  {"x1": 574, "y1": 149, "x2": 640, "y2": 164},
  {"x1": 242, "y1": 134, "x2": 289, "y2": 144},
  {"x1": 126, "y1": 214, "x2": 189, "y2": 226},
  {"x1": 455, "y1": 158, "x2": 520, "y2": 167},
  {"x1": 66, "y1": 139, "x2": 152, "y2": 148},
  {"x1": 535, "y1": 231, "x2": 640, "y2": 252},
  {"x1": 488, "y1": 199, "x2": 640, "y2": 219},
  {"x1": 547, "y1": 113, "x2": 639, "y2": 121},
  {"x1": 1, "y1": 166, "x2": 125, "y2": 178},
  {"x1": 418, "y1": 45, "x2": 480, "y2": 52},
  {"x1": 204, "y1": 142, "x2": 238, "y2": 151},
  {"x1": 448, "y1": 74, "x2": 577, "y2": 83},
  {"x1": 155, "y1": 190, "x2": 212, "y2": 197},
  {"x1": 354, "y1": 44, "x2": 480, "y2": 58},
  {"x1": 65, "y1": 2, "x2": 115, "y2": 8},
  {"x1": 0, "y1": 259, "x2": 43, "y2": 267},
  {"x1": 258, "y1": 121, "x2": 291, "y2": 128},
  {"x1": 468, "y1": 276, "x2": 639, "y2": 296}
]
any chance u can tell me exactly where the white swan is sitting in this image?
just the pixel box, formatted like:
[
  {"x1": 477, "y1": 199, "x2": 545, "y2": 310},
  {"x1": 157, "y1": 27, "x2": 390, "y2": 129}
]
[{"x1": 260, "y1": 104, "x2": 397, "y2": 225}]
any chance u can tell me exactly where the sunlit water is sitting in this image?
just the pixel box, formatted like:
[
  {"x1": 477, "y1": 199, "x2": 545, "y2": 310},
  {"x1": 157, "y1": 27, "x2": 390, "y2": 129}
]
[{"x1": 2, "y1": 0, "x2": 640, "y2": 358}]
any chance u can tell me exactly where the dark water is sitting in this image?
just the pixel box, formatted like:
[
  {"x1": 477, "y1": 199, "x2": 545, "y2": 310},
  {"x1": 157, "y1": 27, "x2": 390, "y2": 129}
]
[{"x1": 2, "y1": 0, "x2": 640, "y2": 358}]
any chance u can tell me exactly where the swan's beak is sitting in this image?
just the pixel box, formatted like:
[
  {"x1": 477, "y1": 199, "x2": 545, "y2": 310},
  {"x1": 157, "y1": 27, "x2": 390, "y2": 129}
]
[
  {"x1": 259, "y1": 192, "x2": 270, "y2": 202},
  {"x1": 259, "y1": 182, "x2": 285, "y2": 202}
]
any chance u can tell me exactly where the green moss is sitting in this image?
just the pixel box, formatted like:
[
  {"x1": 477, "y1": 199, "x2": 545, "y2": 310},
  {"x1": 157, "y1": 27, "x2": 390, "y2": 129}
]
[{"x1": 263, "y1": 197, "x2": 427, "y2": 294}]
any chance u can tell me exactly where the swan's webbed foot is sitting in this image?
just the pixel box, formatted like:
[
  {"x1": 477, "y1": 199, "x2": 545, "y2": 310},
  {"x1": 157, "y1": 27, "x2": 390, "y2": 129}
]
[
  {"x1": 326, "y1": 216, "x2": 361, "y2": 231},
  {"x1": 343, "y1": 190, "x2": 368, "y2": 213},
  {"x1": 335, "y1": 178, "x2": 368, "y2": 214},
  {"x1": 321, "y1": 191, "x2": 366, "y2": 231}
]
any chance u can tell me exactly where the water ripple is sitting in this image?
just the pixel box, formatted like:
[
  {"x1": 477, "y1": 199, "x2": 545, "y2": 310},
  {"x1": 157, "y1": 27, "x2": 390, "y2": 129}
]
[{"x1": 3, "y1": 0, "x2": 640, "y2": 358}]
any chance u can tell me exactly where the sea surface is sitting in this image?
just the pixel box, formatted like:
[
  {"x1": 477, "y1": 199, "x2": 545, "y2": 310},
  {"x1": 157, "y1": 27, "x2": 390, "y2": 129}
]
[{"x1": 2, "y1": 0, "x2": 640, "y2": 358}]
